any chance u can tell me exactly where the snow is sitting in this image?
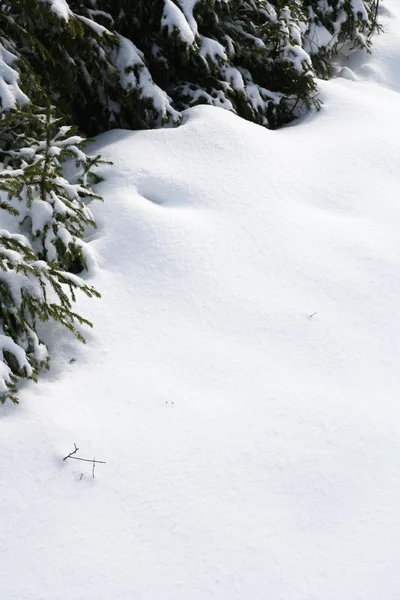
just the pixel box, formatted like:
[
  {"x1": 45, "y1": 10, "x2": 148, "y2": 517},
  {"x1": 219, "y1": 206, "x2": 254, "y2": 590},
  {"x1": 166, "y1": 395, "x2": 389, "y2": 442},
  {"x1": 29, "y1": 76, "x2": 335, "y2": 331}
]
[
  {"x1": 2, "y1": 1, "x2": 400, "y2": 599},
  {"x1": 342, "y1": 2, "x2": 400, "y2": 93},
  {"x1": 177, "y1": 0, "x2": 199, "y2": 36},
  {"x1": 0, "y1": 334, "x2": 33, "y2": 379},
  {"x1": 113, "y1": 34, "x2": 179, "y2": 125},
  {"x1": 76, "y1": 14, "x2": 110, "y2": 36},
  {"x1": 221, "y1": 66, "x2": 245, "y2": 92},
  {"x1": 199, "y1": 36, "x2": 227, "y2": 63},
  {"x1": 0, "y1": 43, "x2": 29, "y2": 111},
  {"x1": 29, "y1": 199, "x2": 53, "y2": 235},
  {"x1": 162, "y1": 0, "x2": 195, "y2": 45},
  {"x1": 39, "y1": 0, "x2": 72, "y2": 21}
]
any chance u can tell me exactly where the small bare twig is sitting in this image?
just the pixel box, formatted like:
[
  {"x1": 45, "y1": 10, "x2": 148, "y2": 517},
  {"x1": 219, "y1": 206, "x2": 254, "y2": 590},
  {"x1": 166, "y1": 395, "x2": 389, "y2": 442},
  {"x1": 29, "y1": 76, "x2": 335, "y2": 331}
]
[
  {"x1": 309, "y1": 312, "x2": 317, "y2": 318},
  {"x1": 63, "y1": 443, "x2": 79, "y2": 461},
  {"x1": 66, "y1": 456, "x2": 106, "y2": 464},
  {"x1": 63, "y1": 444, "x2": 106, "y2": 480}
]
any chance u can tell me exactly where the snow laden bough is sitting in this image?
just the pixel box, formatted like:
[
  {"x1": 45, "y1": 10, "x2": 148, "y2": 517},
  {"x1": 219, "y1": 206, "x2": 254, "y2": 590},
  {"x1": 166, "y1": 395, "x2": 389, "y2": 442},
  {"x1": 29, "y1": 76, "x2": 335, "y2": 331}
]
[
  {"x1": 0, "y1": 107, "x2": 103, "y2": 272},
  {"x1": 58, "y1": 0, "x2": 381, "y2": 129},
  {"x1": 0, "y1": 230, "x2": 99, "y2": 404},
  {"x1": 0, "y1": 106, "x2": 103, "y2": 404},
  {"x1": 0, "y1": 0, "x2": 380, "y2": 133}
]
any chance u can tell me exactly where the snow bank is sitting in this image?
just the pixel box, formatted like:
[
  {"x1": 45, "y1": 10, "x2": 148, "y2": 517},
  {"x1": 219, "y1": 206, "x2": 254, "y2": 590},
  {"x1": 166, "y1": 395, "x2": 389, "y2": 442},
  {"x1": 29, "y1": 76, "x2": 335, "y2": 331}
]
[{"x1": 1, "y1": 2, "x2": 400, "y2": 599}]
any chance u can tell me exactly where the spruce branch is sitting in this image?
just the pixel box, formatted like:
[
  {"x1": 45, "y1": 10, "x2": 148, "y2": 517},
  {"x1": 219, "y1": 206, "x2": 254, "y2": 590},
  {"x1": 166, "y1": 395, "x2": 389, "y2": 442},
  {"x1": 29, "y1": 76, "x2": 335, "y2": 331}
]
[{"x1": 0, "y1": 105, "x2": 103, "y2": 404}]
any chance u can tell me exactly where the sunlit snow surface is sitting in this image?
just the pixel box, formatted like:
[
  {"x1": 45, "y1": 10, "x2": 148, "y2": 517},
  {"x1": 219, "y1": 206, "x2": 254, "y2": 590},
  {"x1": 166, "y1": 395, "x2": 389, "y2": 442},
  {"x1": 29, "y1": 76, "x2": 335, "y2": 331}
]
[{"x1": 2, "y1": 2, "x2": 400, "y2": 599}]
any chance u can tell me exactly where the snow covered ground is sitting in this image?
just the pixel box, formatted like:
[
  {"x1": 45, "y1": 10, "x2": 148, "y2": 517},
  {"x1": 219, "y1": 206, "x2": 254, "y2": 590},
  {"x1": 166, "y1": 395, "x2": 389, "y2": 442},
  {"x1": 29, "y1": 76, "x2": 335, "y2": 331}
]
[{"x1": 2, "y1": 2, "x2": 400, "y2": 598}]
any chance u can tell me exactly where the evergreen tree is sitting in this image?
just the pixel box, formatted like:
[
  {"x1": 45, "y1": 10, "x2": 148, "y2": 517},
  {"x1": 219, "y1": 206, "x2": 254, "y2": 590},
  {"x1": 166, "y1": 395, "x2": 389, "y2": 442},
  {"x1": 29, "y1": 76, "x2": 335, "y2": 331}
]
[
  {"x1": 0, "y1": 105, "x2": 102, "y2": 403},
  {"x1": 0, "y1": 226, "x2": 99, "y2": 403},
  {"x1": 302, "y1": 0, "x2": 379, "y2": 77},
  {"x1": 0, "y1": 0, "x2": 179, "y2": 133},
  {"x1": 1, "y1": 105, "x2": 104, "y2": 272},
  {"x1": 0, "y1": 0, "x2": 380, "y2": 134}
]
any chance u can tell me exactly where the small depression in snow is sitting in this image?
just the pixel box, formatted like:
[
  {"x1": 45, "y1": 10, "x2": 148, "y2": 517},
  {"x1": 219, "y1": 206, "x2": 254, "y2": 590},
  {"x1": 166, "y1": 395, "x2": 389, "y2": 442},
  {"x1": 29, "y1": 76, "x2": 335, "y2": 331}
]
[{"x1": 137, "y1": 176, "x2": 196, "y2": 208}]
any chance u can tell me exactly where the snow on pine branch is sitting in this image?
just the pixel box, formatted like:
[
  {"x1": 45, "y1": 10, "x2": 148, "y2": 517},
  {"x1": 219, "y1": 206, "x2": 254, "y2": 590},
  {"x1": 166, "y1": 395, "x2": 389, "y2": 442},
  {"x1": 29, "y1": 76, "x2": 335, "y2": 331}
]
[
  {"x1": 113, "y1": 34, "x2": 180, "y2": 127},
  {"x1": 37, "y1": 0, "x2": 72, "y2": 21},
  {"x1": 0, "y1": 0, "x2": 379, "y2": 132},
  {"x1": 0, "y1": 42, "x2": 29, "y2": 112},
  {"x1": 0, "y1": 104, "x2": 103, "y2": 403},
  {"x1": 0, "y1": 227, "x2": 99, "y2": 403},
  {"x1": 0, "y1": 107, "x2": 104, "y2": 272}
]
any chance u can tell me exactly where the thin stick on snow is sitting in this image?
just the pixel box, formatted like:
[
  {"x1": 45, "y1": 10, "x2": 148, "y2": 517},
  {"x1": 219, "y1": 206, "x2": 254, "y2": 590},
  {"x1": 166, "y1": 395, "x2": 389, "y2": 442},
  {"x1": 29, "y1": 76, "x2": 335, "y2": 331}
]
[
  {"x1": 63, "y1": 443, "x2": 79, "y2": 461},
  {"x1": 63, "y1": 444, "x2": 106, "y2": 466},
  {"x1": 66, "y1": 456, "x2": 106, "y2": 464}
]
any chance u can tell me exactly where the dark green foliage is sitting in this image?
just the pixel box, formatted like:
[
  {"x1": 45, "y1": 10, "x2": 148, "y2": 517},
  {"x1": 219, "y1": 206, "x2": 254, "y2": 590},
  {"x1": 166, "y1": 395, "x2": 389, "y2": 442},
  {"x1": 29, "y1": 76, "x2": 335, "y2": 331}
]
[
  {"x1": 0, "y1": 0, "x2": 380, "y2": 134},
  {"x1": 1, "y1": 1, "x2": 120, "y2": 133}
]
